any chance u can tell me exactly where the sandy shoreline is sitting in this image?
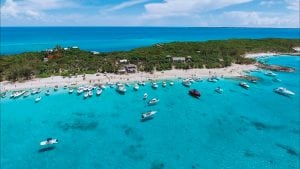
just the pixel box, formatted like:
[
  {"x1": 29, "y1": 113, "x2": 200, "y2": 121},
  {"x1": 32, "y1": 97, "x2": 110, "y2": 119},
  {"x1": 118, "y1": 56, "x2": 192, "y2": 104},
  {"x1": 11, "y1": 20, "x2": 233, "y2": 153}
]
[{"x1": 1, "y1": 64, "x2": 257, "y2": 91}]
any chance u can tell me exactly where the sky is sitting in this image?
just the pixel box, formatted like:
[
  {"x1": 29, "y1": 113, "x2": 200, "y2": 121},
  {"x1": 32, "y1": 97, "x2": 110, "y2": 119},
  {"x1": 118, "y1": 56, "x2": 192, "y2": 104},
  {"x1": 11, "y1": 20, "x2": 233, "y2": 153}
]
[{"x1": 0, "y1": 0, "x2": 299, "y2": 27}]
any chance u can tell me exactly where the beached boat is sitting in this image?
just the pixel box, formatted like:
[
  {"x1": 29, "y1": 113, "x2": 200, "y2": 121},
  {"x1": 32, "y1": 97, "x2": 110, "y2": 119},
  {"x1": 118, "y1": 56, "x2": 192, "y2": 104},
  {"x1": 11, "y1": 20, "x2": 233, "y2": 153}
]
[
  {"x1": 162, "y1": 81, "x2": 167, "y2": 87},
  {"x1": 274, "y1": 87, "x2": 295, "y2": 96},
  {"x1": 148, "y1": 98, "x2": 159, "y2": 105},
  {"x1": 265, "y1": 71, "x2": 277, "y2": 77},
  {"x1": 141, "y1": 111, "x2": 157, "y2": 122},
  {"x1": 35, "y1": 97, "x2": 42, "y2": 102},
  {"x1": 40, "y1": 138, "x2": 58, "y2": 146},
  {"x1": 189, "y1": 89, "x2": 201, "y2": 98},
  {"x1": 182, "y1": 79, "x2": 191, "y2": 87},
  {"x1": 152, "y1": 82, "x2": 158, "y2": 89},
  {"x1": 96, "y1": 89, "x2": 102, "y2": 96},
  {"x1": 143, "y1": 93, "x2": 148, "y2": 100},
  {"x1": 133, "y1": 84, "x2": 139, "y2": 91},
  {"x1": 215, "y1": 87, "x2": 223, "y2": 94},
  {"x1": 239, "y1": 82, "x2": 250, "y2": 89}
]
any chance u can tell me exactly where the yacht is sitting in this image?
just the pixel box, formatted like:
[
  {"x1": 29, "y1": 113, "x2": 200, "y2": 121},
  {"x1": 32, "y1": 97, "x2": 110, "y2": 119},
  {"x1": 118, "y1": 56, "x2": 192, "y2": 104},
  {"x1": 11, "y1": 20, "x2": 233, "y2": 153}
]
[
  {"x1": 189, "y1": 89, "x2": 201, "y2": 98},
  {"x1": 148, "y1": 98, "x2": 159, "y2": 105},
  {"x1": 239, "y1": 82, "x2": 250, "y2": 89},
  {"x1": 152, "y1": 82, "x2": 158, "y2": 89},
  {"x1": 143, "y1": 93, "x2": 148, "y2": 100},
  {"x1": 265, "y1": 71, "x2": 277, "y2": 77},
  {"x1": 274, "y1": 87, "x2": 295, "y2": 96},
  {"x1": 133, "y1": 84, "x2": 139, "y2": 91},
  {"x1": 40, "y1": 138, "x2": 58, "y2": 146},
  {"x1": 141, "y1": 111, "x2": 157, "y2": 122},
  {"x1": 96, "y1": 89, "x2": 102, "y2": 96},
  {"x1": 182, "y1": 79, "x2": 191, "y2": 87},
  {"x1": 35, "y1": 97, "x2": 42, "y2": 102},
  {"x1": 162, "y1": 81, "x2": 167, "y2": 87},
  {"x1": 215, "y1": 87, "x2": 223, "y2": 94}
]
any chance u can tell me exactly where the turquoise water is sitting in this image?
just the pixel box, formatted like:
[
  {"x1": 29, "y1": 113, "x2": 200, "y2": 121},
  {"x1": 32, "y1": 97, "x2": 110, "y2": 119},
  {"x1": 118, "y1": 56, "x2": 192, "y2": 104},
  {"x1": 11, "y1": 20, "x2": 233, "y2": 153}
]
[
  {"x1": 1, "y1": 55, "x2": 299, "y2": 169},
  {"x1": 1, "y1": 27, "x2": 299, "y2": 55}
]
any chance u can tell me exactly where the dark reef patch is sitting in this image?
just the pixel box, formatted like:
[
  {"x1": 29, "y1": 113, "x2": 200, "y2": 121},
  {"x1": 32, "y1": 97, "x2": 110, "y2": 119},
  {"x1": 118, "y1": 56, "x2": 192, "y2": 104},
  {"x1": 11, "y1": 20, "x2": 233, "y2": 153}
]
[
  {"x1": 276, "y1": 143, "x2": 299, "y2": 157},
  {"x1": 123, "y1": 144, "x2": 145, "y2": 161},
  {"x1": 57, "y1": 119, "x2": 98, "y2": 131},
  {"x1": 250, "y1": 121, "x2": 284, "y2": 131},
  {"x1": 150, "y1": 161, "x2": 165, "y2": 169},
  {"x1": 244, "y1": 150, "x2": 256, "y2": 157},
  {"x1": 122, "y1": 125, "x2": 144, "y2": 142}
]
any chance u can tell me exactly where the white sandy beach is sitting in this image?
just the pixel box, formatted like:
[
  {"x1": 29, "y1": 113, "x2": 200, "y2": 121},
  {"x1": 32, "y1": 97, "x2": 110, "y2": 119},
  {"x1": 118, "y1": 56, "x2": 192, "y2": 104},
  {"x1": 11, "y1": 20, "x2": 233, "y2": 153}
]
[
  {"x1": 0, "y1": 64, "x2": 257, "y2": 91},
  {"x1": 243, "y1": 52, "x2": 279, "y2": 58}
]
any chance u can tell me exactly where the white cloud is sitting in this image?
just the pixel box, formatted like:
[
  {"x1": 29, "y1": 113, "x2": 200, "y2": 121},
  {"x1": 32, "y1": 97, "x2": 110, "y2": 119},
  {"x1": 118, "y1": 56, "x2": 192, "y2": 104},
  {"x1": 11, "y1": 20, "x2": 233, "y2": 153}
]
[
  {"x1": 143, "y1": 0, "x2": 253, "y2": 19},
  {"x1": 259, "y1": 1, "x2": 281, "y2": 6},
  {"x1": 285, "y1": 0, "x2": 299, "y2": 10},
  {"x1": 0, "y1": 0, "x2": 77, "y2": 19},
  {"x1": 105, "y1": 0, "x2": 150, "y2": 12}
]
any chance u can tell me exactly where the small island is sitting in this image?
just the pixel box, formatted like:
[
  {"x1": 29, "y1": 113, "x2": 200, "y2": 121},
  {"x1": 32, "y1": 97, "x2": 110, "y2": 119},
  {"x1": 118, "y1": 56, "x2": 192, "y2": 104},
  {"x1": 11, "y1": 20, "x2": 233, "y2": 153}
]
[{"x1": 0, "y1": 38, "x2": 299, "y2": 90}]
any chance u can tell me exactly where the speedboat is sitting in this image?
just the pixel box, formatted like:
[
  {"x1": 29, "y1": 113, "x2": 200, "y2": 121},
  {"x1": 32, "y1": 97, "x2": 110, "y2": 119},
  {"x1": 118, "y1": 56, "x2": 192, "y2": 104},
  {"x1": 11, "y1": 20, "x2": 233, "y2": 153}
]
[
  {"x1": 35, "y1": 97, "x2": 42, "y2": 102},
  {"x1": 88, "y1": 91, "x2": 93, "y2": 97},
  {"x1": 96, "y1": 89, "x2": 102, "y2": 96},
  {"x1": 84, "y1": 92, "x2": 89, "y2": 99},
  {"x1": 40, "y1": 138, "x2": 58, "y2": 146},
  {"x1": 182, "y1": 79, "x2": 191, "y2": 87},
  {"x1": 215, "y1": 87, "x2": 223, "y2": 94},
  {"x1": 189, "y1": 89, "x2": 201, "y2": 98},
  {"x1": 162, "y1": 81, "x2": 167, "y2": 87},
  {"x1": 133, "y1": 84, "x2": 139, "y2": 91},
  {"x1": 274, "y1": 87, "x2": 295, "y2": 97},
  {"x1": 45, "y1": 90, "x2": 50, "y2": 96},
  {"x1": 143, "y1": 93, "x2": 148, "y2": 100},
  {"x1": 265, "y1": 71, "x2": 277, "y2": 77},
  {"x1": 169, "y1": 81, "x2": 174, "y2": 86},
  {"x1": 239, "y1": 82, "x2": 250, "y2": 89},
  {"x1": 152, "y1": 82, "x2": 158, "y2": 89},
  {"x1": 141, "y1": 111, "x2": 157, "y2": 122},
  {"x1": 148, "y1": 98, "x2": 159, "y2": 105}
]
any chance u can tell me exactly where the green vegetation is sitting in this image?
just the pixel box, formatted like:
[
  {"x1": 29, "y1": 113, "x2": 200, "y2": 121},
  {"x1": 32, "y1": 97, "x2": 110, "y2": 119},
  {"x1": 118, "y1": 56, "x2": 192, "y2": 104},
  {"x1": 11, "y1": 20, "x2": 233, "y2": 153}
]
[{"x1": 0, "y1": 38, "x2": 299, "y2": 81}]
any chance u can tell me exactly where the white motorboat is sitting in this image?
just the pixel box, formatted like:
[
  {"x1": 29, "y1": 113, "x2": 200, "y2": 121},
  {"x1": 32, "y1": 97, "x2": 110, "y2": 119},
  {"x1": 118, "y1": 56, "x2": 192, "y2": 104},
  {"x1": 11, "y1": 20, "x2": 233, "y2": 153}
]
[
  {"x1": 96, "y1": 89, "x2": 102, "y2": 96},
  {"x1": 13, "y1": 91, "x2": 26, "y2": 98},
  {"x1": 215, "y1": 87, "x2": 223, "y2": 94},
  {"x1": 265, "y1": 71, "x2": 277, "y2": 77},
  {"x1": 133, "y1": 84, "x2": 139, "y2": 91},
  {"x1": 100, "y1": 84, "x2": 106, "y2": 89},
  {"x1": 84, "y1": 92, "x2": 89, "y2": 98},
  {"x1": 54, "y1": 86, "x2": 59, "y2": 91},
  {"x1": 35, "y1": 97, "x2": 42, "y2": 102},
  {"x1": 273, "y1": 78, "x2": 282, "y2": 82},
  {"x1": 31, "y1": 89, "x2": 38, "y2": 95},
  {"x1": 69, "y1": 88, "x2": 74, "y2": 94},
  {"x1": 23, "y1": 91, "x2": 30, "y2": 97},
  {"x1": 182, "y1": 79, "x2": 191, "y2": 87},
  {"x1": 88, "y1": 91, "x2": 93, "y2": 97},
  {"x1": 152, "y1": 82, "x2": 158, "y2": 89},
  {"x1": 274, "y1": 87, "x2": 295, "y2": 96},
  {"x1": 169, "y1": 81, "x2": 174, "y2": 86},
  {"x1": 45, "y1": 90, "x2": 50, "y2": 96},
  {"x1": 116, "y1": 84, "x2": 127, "y2": 94},
  {"x1": 77, "y1": 88, "x2": 84, "y2": 95},
  {"x1": 162, "y1": 81, "x2": 167, "y2": 87},
  {"x1": 143, "y1": 93, "x2": 148, "y2": 100},
  {"x1": 239, "y1": 82, "x2": 250, "y2": 89},
  {"x1": 138, "y1": 81, "x2": 146, "y2": 86},
  {"x1": 207, "y1": 78, "x2": 218, "y2": 83},
  {"x1": 141, "y1": 111, "x2": 157, "y2": 122},
  {"x1": 40, "y1": 138, "x2": 58, "y2": 146},
  {"x1": 148, "y1": 98, "x2": 159, "y2": 105}
]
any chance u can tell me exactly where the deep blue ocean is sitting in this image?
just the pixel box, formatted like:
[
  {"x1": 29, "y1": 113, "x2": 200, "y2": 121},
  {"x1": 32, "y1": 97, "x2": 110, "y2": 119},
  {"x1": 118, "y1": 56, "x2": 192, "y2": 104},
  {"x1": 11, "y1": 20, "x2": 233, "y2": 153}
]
[
  {"x1": 1, "y1": 55, "x2": 299, "y2": 169},
  {"x1": 1, "y1": 27, "x2": 299, "y2": 55}
]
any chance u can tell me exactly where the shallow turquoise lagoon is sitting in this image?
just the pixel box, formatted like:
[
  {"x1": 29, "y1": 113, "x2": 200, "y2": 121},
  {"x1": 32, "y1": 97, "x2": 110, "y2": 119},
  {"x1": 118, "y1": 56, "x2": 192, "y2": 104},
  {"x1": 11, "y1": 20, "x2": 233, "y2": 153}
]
[{"x1": 1, "y1": 56, "x2": 299, "y2": 169}]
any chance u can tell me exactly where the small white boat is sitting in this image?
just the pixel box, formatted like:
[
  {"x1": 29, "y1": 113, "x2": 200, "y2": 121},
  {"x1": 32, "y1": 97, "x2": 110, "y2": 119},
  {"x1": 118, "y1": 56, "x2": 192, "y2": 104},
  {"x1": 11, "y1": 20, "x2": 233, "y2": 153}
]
[
  {"x1": 45, "y1": 90, "x2": 50, "y2": 96},
  {"x1": 143, "y1": 93, "x2": 148, "y2": 100},
  {"x1": 133, "y1": 84, "x2": 139, "y2": 91},
  {"x1": 84, "y1": 92, "x2": 89, "y2": 98},
  {"x1": 64, "y1": 85, "x2": 68, "y2": 89},
  {"x1": 274, "y1": 87, "x2": 295, "y2": 96},
  {"x1": 40, "y1": 138, "x2": 58, "y2": 146},
  {"x1": 215, "y1": 87, "x2": 223, "y2": 94},
  {"x1": 138, "y1": 81, "x2": 146, "y2": 86},
  {"x1": 273, "y1": 78, "x2": 282, "y2": 82},
  {"x1": 69, "y1": 88, "x2": 74, "y2": 94},
  {"x1": 152, "y1": 82, "x2": 158, "y2": 89},
  {"x1": 77, "y1": 89, "x2": 83, "y2": 95},
  {"x1": 207, "y1": 78, "x2": 218, "y2": 83},
  {"x1": 96, "y1": 89, "x2": 102, "y2": 96},
  {"x1": 35, "y1": 97, "x2": 42, "y2": 102},
  {"x1": 54, "y1": 86, "x2": 59, "y2": 91},
  {"x1": 13, "y1": 91, "x2": 26, "y2": 98},
  {"x1": 169, "y1": 81, "x2": 174, "y2": 86},
  {"x1": 265, "y1": 71, "x2": 277, "y2": 77},
  {"x1": 100, "y1": 84, "x2": 106, "y2": 89},
  {"x1": 239, "y1": 82, "x2": 250, "y2": 89},
  {"x1": 182, "y1": 79, "x2": 191, "y2": 87},
  {"x1": 31, "y1": 89, "x2": 38, "y2": 95},
  {"x1": 162, "y1": 81, "x2": 167, "y2": 87},
  {"x1": 148, "y1": 98, "x2": 159, "y2": 105},
  {"x1": 116, "y1": 84, "x2": 127, "y2": 94},
  {"x1": 23, "y1": 91, "x2": 30, "y2": 97},
  {"x1": 141, "y1": 111, "x2": 157, "y2": 122},
  {"x1": 88, "y1": 91, "x2": 93, "y2": 97}
]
